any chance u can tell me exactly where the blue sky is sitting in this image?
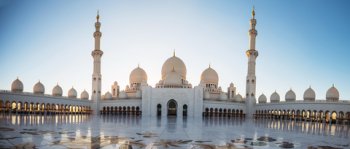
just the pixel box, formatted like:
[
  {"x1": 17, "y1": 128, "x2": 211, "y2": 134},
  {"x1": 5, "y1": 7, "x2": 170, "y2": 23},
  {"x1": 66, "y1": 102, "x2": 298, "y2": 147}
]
[{"x1": 0, "y1": 0, "x2": 349, "y2": 101}]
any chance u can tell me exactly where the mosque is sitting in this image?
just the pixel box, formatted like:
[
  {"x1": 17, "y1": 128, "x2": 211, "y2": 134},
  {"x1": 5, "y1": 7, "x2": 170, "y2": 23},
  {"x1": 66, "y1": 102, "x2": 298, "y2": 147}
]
[{"x1": 1, "y1": 9, "x2": 349, "y2": 124}]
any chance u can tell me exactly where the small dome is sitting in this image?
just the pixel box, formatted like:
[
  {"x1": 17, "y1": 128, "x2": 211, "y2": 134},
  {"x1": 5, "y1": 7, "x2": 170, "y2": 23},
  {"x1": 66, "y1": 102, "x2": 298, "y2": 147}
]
[
  {"x1": 163, "y1": 69, "x2": 182, "y2": 86},
  {"x1": 68, "y1": 87, "x2": 77, "y2": 98},
  {"x1": 270, "y1": 91, "x2": 280, "y2": 103},
  {"x1": 303, "y1": 87, "x2": 315, "y2": 101},
  {"x1": 161, "y1": 54, "x2": 187, "y2": 80},
  {"x1": 219, "y1": 92, "x2": 227, "y2": 100},
  {"x1": 200, "y1": 66, "x2": 219, "y2": 85},
  {"x1": 234, "y1": 94, "x2": 243, "y2": 102},
  {"x1": 326, "y1": 85, "x2": 339, "y2": 102},
  {"x1": 11, "y1": 78, "x2": 23, "y2": 92},
  {"x1": 33, "y1": 81, "x2": 45, "y2": 94},
  {"x1": 204, "y1": 91, "x2": 210, "y2": 99},
  {"x1": 104, "y1": 92, "x2": 112, "y2": 100},
  {"x1": 258, "y1": 94, "x2": 267, "y2": 103},
  {"x1": 80, "y1": 90, "x2": 89, "y2": 99},
  {"x1": 129, "y1": 66, "x2": 147, "y2": 85},
  {"x1": 52, "y1": 84, "x2": 63, "y2": 96},
  {"x1": 119, "y1": 91, "x2": 127, "y2": 99},
  {"x1": 229, "y1": 82, "x2": 234, "y2": 87},
  {"x1": 285, "y1": 89, "x2": 296, "y2": 102}
]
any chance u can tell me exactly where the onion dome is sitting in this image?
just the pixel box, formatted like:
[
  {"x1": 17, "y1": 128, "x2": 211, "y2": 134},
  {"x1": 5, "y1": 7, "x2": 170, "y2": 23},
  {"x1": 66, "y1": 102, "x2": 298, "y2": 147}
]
[
  {"x1": 230, "y1": 82, "x2": 234, "y2": 87},
  {"x1": 33, "y1": 81, "x2": 45, "y2": 94},
  {"x1": 52, "y1": 84, "x2": 63, "y2": 96},
  {"x1": 270, "y1": 91, "x2": 280, "y2": 103},
  {"x1": 11, "y1": 78, "x2": 23, "y2": 92},
  {"x1": 200, "y1": 65, "x2": 219, "y2": 85},
  {"x1": 68, "y1": 87, "x2": 77, "y2": 98},
  {"x1": 204, "y1": 91, "x2": 210, "y2": 99},
  {"x1": 258, "y1": 94, "x2": 267, "y2": 103},
  {"x1": 119, "y1": 91, "x2": 127, "y2": 99},
  {"x1": 80, "y1": 90, "x2": 89, "y2": 100},
  {"x1": 326, "y1": 84, "x2": 339, "y2": 102},
  {"x1": 163, "y1": 68, "x2": 182, "y2": 85},
  {"x1": 129, "y1": 66, "x2": 147, "y2": 85},
  {"x1": 234, "y1": 94, "x2": 243, "y2": 102},
  {"x1": 161, "y1": 53, "x2": 187, "y2": 80},
  {"x1": 219, "y1": 92, "x2": 227, "y2": 100},
  {"x1": 285, "y1": 89, "x2": 296, "y2": 102},
  {"x1": 104, "y1": 92, "x2": 112, "y2": 100},
  {"x1": 303, "y1": 86, "x2": 315, "y2": 101}
]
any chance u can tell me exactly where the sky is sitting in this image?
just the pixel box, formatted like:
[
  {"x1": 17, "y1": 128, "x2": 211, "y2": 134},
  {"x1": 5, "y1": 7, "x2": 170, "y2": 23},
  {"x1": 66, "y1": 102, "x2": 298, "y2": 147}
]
[{"x1": 0, "y1": 0, "x2": 349, "y2": 101}]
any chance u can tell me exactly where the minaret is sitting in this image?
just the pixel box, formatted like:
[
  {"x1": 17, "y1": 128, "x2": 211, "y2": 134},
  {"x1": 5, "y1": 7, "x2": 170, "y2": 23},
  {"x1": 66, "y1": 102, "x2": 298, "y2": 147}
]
[
  {"x1": 245, "y1": 7, "x2": 259, "y2": 118},
  {"x1": 91, "y1": 11, "x2": 103, "y2": 115}
]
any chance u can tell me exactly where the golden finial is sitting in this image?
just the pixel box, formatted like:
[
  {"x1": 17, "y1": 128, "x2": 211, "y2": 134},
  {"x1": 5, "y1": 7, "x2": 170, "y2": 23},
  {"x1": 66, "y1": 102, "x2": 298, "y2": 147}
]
[
  {"x1": 252, "y1": 6, "x2": 255, "y2": 18},
  {"x1": 209, "y1": 63, "x2": 211, "y2": 68},
  {"x1": 173, "y1": 49, "x2": 176, "y2": 57},
  {"x1": 96, "y1": 10, "x2": 100, "y2": 21}
]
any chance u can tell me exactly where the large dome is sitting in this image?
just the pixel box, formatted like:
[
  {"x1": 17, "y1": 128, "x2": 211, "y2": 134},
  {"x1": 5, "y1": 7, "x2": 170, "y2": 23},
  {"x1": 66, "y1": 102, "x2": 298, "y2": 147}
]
[
  {"x1": 161, "y1": 54, "x2": 187, "y2": 80},
  {"x1": 11, "y1": 78, "x2": 23, "y2": 92},
  {"x1": 129, "y1": 66, "x2": 147, "y2": 84},
  {"x1": 68, "y1": 87, "x2": 77, "y2": 98},
  {"x1": 270, "y1": 91, "x2": 280, "y2": 103},
  {"x1": 200, "y1": 66, "x2": 219, "y2": 85},
  {"x1": 326, "y1": 85, "x2": 339, "y2": 101},
  {"x1": 258, "y1": 94, "x2": 267, "y2": 103},
  {"x1": 285, "y1": 89, "x2": 296, "y2": 102},
  {"x1": 303, "y1": 87, "x2": 315, "y2": 101},
  {"x1": 80, "y1": 90, "x2": 89, "y2": 100},
  {"x1": 33, "y1": 81, "x2": 45, "y2": 94},
  {"x1": 52, "y1": 84, "x2": 63, "y2": 97},
  {"x1": 163, "y1": 70, "x2": 182, "y2": 86}
]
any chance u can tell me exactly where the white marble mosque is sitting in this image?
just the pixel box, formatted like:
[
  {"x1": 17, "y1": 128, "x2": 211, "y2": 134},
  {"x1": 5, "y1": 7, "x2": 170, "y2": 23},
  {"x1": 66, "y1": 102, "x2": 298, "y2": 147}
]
[{"x1": 1, "y1": 9, "x2": 350, "y2": 125}]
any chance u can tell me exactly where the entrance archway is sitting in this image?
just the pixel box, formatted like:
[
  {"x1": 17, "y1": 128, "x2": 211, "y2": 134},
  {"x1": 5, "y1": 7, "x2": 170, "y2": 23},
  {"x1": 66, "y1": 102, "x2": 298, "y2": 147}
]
[{"x1": 167, "y1": 99, "x2": 177, "y2": 116}]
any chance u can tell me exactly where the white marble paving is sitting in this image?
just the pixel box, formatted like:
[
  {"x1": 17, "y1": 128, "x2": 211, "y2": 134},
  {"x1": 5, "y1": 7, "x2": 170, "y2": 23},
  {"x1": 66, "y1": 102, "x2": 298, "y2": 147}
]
[{"x1": 0, "y1": 114, "x2": 349, "y2": 149}]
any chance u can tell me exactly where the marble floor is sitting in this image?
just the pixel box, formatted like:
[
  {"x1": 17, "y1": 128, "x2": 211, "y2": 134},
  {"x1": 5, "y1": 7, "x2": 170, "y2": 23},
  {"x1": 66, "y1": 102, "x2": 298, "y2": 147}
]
[{"x1": 0, "y1": 114, "x2": 349, "y2": 149}]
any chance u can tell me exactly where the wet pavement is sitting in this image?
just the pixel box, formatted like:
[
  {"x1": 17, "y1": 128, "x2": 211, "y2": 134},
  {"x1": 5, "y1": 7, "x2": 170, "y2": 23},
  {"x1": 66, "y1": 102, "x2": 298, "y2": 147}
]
[{"x1": 0, "y1": 114, "x2": 349, "y2": 149}]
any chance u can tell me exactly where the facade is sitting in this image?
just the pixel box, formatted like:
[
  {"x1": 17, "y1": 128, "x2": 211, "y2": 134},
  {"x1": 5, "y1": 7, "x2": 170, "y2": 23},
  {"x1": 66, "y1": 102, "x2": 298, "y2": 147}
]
[{"x1": 1, "y1": 9, "x2": 350, "y2": 124}]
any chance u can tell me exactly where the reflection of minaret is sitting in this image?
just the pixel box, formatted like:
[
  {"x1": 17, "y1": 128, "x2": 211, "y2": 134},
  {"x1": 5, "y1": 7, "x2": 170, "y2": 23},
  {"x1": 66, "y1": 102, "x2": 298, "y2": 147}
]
[
  {"x1": 245, "y1": 7, "x2": 259, "y2": 118},
  {"x1": 91, "y1": 11, "x2": 103, "y2": 115}
]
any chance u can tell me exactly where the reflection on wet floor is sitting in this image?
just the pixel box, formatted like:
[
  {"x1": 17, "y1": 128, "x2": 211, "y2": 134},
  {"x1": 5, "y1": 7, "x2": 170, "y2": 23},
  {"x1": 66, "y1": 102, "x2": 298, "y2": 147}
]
[{"x1": 0, "y1": 114, "x2": 349, "y2": 149}]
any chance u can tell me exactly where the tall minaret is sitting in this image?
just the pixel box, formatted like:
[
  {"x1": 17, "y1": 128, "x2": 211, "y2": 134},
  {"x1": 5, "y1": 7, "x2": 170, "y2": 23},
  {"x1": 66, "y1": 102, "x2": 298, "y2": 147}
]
[
  {"x1": 91, "y1": 11, "x2": 103, "y2": 115},
  {"x1": 245, "y1": 7, "x2": 259, "y2": 118}
]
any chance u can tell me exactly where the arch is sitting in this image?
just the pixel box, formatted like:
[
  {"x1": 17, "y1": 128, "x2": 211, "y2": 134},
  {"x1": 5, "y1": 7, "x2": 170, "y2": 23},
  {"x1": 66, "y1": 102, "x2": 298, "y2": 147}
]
[
  {"x1": 325, "y1": 111, "x2": 330, "y2": 122},
  {"x1": 127, "y1": 106, "x2": 131, "y2": 114},
  {"x1": 11, "y1": 101, "x2": 17, "y2": 111},
  {"x1": 157, "y1": 104, "x2": 161, "y2": 116},
  {"x1": 331, "y1": 111, "x2": 337, "y2": 122},
  {"x1": 136, "y1": 106, "x2": 140, "y2": 115},
  {"x1": 167, "y1": 99, "x2": 177, "y2": 116},
  {"x1": 123, "y1": 106, "x2": 126, "y2": 114},
  {"x1": 183, "y1": 104, "x2": 188, "y2": 116},
  {"x1": 131, "y1": 106, "x2": 135, "y2": 115}
]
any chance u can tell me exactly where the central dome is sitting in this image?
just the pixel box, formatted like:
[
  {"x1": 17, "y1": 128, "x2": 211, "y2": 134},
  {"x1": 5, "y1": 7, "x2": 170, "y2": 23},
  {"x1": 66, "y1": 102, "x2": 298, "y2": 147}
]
[
  {"x1": 129, "y1": 66, "x2": 147, "y2": 84},
  {"x1": 161, "y1": 54, "x2": 187, "y2": 80},
  {"x1": 163, "y1": 69, "x2": 182, "y2": 86}
]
